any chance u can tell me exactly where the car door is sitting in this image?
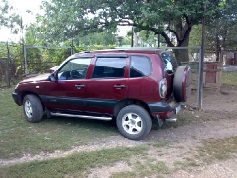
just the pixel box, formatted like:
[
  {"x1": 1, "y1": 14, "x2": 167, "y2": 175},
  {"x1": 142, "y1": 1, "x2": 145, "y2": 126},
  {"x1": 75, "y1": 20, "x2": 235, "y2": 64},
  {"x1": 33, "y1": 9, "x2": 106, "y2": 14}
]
[
  {"x1": 40, "y1": 57, "x2": 91, "y2": 111},
  {"x1": 85, "y1": 55, "x2": 129, "y2": 115},
  {"x1": 128, "y1": 55, "x2": 157, "y2": 101}
]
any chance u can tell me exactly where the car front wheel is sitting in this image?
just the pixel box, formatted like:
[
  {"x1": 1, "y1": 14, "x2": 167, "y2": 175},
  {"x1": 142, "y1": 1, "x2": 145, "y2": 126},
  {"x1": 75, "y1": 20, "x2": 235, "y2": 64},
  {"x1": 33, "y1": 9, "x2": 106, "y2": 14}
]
[
  {"x1": 116, "y1": 105, "x2": 152, "y2": 140},
  {"x1": 23, "y1": 94, "x2": 43, "y2": 123}
]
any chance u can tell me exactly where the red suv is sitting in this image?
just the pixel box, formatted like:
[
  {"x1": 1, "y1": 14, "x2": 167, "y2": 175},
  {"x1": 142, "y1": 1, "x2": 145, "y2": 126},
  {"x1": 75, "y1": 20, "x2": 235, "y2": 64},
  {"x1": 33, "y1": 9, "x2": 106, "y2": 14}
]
[{"x1": 12, "y1": 48, "x2": 192, "y2": 140}]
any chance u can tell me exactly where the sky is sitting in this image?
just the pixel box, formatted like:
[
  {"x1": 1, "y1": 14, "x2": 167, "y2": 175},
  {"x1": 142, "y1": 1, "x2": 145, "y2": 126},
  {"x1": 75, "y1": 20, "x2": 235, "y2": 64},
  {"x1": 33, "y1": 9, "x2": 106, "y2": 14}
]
[
  {"x1": 0, "y1": 0, "x2": 42, "y2": 42},
  {"x1": 0, "y1": 0, "x2": 130, "y2": 42}
]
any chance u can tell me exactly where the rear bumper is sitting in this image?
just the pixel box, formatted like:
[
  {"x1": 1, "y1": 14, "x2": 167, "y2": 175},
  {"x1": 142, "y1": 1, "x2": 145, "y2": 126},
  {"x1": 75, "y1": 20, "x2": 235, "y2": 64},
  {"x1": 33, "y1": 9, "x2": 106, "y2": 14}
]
[
  {"x1": 148, "y1": 101, "x2": 182, "y2": 119},
  {"x1": 12, "y1": 92, "x2": 22, "y2": 106}
]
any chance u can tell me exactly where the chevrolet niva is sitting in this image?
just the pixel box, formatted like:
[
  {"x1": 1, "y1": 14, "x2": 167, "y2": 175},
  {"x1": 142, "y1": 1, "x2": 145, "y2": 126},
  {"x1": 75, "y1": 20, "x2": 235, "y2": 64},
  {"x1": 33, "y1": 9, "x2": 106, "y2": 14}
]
[{"x1": 12, "y1": 48, "x2": 192, "y2": 140}]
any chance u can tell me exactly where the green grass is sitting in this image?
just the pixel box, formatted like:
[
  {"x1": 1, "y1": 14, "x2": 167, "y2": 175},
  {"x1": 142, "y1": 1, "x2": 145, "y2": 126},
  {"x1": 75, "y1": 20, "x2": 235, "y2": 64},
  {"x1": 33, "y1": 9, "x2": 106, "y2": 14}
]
[
  {"x1": 198, "y1": 136, "x2": 237, "y2": 163},
  {"x1": 0, "y1": 88, "x2": 119, "y2": 159},
  {"x1": 112, "y1": 159, "x2": 170, "y2": 178},
  {"x1": 0, "y1": 146, "x2": 148, "y2": 178},
  {"x1": 222, "y1": 71, "x2": 237, "y2": 86},
  {"x1": 171, "y1": 137, "x2": 237, "y2": 173},
  {"x1": 173, "y1": 157, "x2": 200, "y2": 170}
]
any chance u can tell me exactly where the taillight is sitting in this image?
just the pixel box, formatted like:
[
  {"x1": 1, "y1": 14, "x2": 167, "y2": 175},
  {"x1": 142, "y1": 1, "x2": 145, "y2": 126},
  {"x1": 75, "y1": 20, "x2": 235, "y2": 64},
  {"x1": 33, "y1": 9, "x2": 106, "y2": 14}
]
[{"x1": 159, "y1": 78, "x2": 167, "y2": 98}]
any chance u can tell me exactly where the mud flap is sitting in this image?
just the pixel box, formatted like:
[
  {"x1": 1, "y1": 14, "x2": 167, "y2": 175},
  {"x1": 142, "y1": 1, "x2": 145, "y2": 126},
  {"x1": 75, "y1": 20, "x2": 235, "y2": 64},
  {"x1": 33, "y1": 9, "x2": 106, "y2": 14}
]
[{"x1": 156, "y1": 115, "x2": 164, "y2": 127}]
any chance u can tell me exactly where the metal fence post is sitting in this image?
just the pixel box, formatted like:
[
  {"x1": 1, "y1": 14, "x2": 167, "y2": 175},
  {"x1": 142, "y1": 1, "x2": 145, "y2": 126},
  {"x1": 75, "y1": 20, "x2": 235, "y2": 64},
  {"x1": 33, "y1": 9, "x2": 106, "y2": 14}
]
[
  {"x1": 6, "y1": 42, "x2": 10, "y2": 87},
  {"x1": 198, "y1": 13, "x2": 206, "y2": 110},
  {"x1": 24, "y1": 45, "x2": 28, "y2": 74},
  {"x1": 198, "y1": 47, "x2": 203, "y2": 110}
]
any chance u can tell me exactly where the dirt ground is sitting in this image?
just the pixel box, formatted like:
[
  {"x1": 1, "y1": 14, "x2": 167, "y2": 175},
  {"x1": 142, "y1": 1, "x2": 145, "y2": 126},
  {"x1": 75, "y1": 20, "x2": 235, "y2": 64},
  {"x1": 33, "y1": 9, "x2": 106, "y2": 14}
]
[
  {"x1": 88, "y1": 84, "x2": 237, "y2": 178},
  {"x1": 1, "y1": 84, "x2": 237, "y2": 177}
]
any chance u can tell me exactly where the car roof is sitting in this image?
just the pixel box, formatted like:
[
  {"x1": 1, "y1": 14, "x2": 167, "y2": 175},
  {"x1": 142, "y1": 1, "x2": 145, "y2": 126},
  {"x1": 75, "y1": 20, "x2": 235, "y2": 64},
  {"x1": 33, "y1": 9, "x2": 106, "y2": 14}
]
[
  {"x1": 70, "y1": 47, "x2": 167, "y2": 58},
  {"x1": 93, "y1": 47, "x2": 164, "y2": 53},
  {"x1": 73, "y1": 47, "x2": 164, "y2": 57}
]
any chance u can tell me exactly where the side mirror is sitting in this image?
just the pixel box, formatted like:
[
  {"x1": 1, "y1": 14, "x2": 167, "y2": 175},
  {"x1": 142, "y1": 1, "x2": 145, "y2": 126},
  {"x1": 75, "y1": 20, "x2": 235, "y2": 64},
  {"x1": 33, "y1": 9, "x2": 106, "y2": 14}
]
[{"x1": 49, "y1": 73, "x2": 57, "y2": 82}]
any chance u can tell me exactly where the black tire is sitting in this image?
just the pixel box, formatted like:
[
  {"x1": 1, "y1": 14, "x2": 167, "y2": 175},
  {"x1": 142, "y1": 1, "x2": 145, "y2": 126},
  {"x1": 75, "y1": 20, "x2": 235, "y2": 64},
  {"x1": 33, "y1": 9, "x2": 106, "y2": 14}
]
[
  {"x1": 173, "y1": 66, "x2": 192, "y2": 102},
  {"x1": 116, "y1": 105, "x2": 152, "y2": 140},
  {"x1": 23, "y1": 94, "x2": 43, "y2": 123}
]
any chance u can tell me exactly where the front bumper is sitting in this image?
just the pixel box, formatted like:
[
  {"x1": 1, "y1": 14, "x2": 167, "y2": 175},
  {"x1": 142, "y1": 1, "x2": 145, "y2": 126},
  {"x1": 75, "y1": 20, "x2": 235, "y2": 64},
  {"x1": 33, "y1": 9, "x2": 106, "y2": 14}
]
[{"x1": 12, "y1": 92, "x2": 22, "y2": 106}]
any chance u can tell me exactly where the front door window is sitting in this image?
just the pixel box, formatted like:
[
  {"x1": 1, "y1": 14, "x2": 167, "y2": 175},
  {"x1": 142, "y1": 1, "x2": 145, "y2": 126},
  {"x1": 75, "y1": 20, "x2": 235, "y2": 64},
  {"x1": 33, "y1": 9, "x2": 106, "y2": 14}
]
[{"x1": 58, "y1": 58, "x2": 91, "y2": 80}]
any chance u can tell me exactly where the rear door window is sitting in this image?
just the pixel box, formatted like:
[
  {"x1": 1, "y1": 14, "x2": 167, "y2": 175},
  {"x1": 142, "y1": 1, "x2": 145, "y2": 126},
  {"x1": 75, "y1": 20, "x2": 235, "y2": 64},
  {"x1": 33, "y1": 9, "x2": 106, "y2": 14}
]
[
  {"x1": 130, "y1": 56, "x2": 152, "y2": 78},
  {"x1": 92, "y1": 57, "x2": 126, "y2": 78}
]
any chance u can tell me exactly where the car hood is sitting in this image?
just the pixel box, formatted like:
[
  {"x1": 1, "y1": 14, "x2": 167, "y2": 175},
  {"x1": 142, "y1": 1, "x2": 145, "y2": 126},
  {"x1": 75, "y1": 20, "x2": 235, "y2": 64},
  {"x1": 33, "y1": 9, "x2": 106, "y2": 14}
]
[{"x1": 20, "y1": 73, "x2": 51, "y2": 83}]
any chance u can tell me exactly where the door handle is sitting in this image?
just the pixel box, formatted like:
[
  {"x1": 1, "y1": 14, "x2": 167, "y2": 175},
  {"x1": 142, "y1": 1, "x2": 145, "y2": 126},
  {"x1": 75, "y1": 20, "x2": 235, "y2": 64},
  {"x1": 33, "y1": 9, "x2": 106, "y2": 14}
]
[
  {"x1": 113, "y1": 84, "x2": 126, "y2": 89},
  {"x1": 75, "y1": 84, "x2": 85, "y2": 89}
]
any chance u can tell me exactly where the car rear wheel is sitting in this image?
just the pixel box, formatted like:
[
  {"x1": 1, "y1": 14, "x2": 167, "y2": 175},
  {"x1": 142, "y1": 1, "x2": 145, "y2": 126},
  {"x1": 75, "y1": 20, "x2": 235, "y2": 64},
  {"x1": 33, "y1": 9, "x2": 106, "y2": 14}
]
[
  {"x1": 173, "y1": 66, "x2": 192, "y2": 102},
  {"x1": 116, "y1": 105, "x2": 152, "y2": 140},
  {"x1": 23, "y1": 94, "x2": 43, "y2": 123}
]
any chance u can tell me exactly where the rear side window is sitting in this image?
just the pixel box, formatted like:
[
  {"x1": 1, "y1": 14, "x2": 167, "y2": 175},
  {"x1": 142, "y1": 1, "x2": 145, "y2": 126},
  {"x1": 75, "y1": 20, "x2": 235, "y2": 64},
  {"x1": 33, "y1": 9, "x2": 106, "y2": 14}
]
[
  {"x1": 130, "y1": 56, "x2": 151, "y2": 78},
  {"x1": 92, "y1": 57, "x2": 126, "y2": 78}
]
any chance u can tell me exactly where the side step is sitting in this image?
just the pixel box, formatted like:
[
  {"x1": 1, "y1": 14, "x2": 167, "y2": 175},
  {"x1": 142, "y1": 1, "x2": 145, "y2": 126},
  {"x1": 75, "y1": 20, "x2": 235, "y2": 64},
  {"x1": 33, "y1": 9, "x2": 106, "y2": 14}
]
[
  {"x1": 165, "y1": 118, "x2": 177, "y2": 122},
  {"x1": 50, "y1": 112, "x2": 113, "y2": 121}
]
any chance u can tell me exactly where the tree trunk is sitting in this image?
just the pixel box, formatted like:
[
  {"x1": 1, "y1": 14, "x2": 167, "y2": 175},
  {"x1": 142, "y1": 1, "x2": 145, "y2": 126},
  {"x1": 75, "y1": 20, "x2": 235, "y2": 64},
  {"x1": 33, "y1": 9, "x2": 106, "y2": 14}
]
[
  {"x1": 173, "y1": 32, "x2": 190, "y2": 65},
  {"x1": 161, "y1": 16, "x2": 192, "y2": 64}
]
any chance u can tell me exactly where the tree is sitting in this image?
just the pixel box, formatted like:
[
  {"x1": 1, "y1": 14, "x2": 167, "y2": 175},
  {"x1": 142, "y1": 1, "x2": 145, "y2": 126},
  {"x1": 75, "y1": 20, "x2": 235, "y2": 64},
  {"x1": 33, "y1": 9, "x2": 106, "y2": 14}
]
[
  {"x1": 74, "y1": 30, "x2": 117, "y2": 46},
  {"x1": 189, "y1": 0, "x2": 237, "y2": 61},
  {"x1": 24, "y1": 23, "x2": 117, "y2": 69},
  {"x1": 206, "y1": 0, "x2": 237, "y2": 61},
  {"x1": 0, "y1": 0, "x2": 20, "y2": 34},
  {"x1": 0, "y1": 0, "x2": 10, "y2": 27},
  {"x1": 39, "y1": 0, "x2": 225, "y2": 63},
  {"x1": 24, "y1": 24, "x2": 71, "y2": 72}
]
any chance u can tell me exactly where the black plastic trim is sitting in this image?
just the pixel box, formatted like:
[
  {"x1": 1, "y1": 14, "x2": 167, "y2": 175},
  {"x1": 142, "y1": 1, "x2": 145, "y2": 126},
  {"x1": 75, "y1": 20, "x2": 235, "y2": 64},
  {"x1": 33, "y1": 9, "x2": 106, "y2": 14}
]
[
  {"x1": 95, "y1": 54, "x2": 128, "y2": 58},
  {"x1": 40, "y1": 95, "x2": 117, "y2": 108},
  {"x1": 12, "y1": 92, "x2": 22, "y2": 106},
  {"x1": 147, "y1": 101, "x2": 179, "y2": 112},
  {"x1": 40, "y1": 95, "x2": 86, "y2": 106},
  {"x1": 86, "y1": 98, "x2": 117, "y2": 108}
]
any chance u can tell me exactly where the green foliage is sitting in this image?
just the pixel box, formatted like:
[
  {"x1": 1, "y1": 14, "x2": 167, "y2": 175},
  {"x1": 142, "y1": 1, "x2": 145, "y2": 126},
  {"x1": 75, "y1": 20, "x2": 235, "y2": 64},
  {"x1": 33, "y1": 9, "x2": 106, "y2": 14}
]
[
  {"x1": 0, "y1": 0, "x2": 12, "y2": 27},
  {"x1": 0, "y1": 42, "x2": 24, "y2": 81},
  {"x1": 189, "y1": 25, "x2": 202, "y2": 47},
  {"x1": 37, "y1": 0, "x2": 227, "y2": 63},
  {"x1": 190, "y1": 0, "x2": 237, "y2": 56},
  {"x1": 206, "y1": 0, "x2": 237, "y2": 51},
  {"x1": 222, "y1": 71, "x2": 237, "y2": 86},
  {"x1": 0, "y1": 0, "x2": 20, "y2": 34},
  {"x1": 135, "y1": 30, "x2": 166, "y2": 47},
  {"x1": 39, "y1": 0, "x2": 225, "y2": 48},
  {"x1": 23, "y1": 24, "x2": 118, "y2": 73},
  {"x1": 76, "y1": 30, "x2": 116, "y2": 46}
]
